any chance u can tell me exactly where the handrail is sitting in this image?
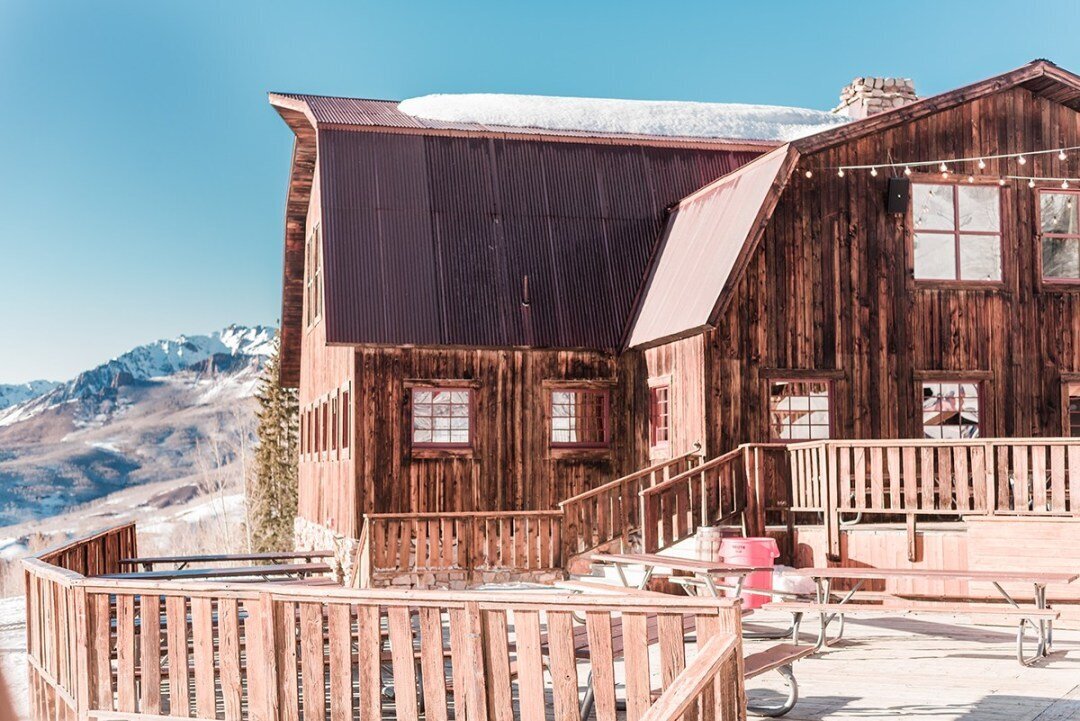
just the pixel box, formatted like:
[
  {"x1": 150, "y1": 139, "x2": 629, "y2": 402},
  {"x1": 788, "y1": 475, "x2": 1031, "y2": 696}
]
[
  {"x1": 367, "y1": 509, "x2": 563, "y2": 519},
  {"x1": 640, "y1": 447, "x2": 743, "y2": 498},
  {"x1": 558, "y1": 443, "x2": 703, "y2": 508},
  {"x1": 639, "y1": 635, "x2": 740, "y2": 721}
]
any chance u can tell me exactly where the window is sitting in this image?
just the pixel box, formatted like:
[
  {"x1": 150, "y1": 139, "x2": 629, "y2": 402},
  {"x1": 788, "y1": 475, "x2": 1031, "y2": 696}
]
[
  {"x1": 912, "y1": 182, "x2": 1002, "y2": 282},
  {"x1": 305, "y1": 225, "x2": 323, "y2": 328},
  {"x1": 769, "y1": 380, "x2": 832, "y2": 441},
  {"x1": 1064, "y1": 382, "x2": 1080, "y2": 436},
  {"x1": 412, "y1": 388, "x2": 472, "y2": 447},
  {"x1": 1039, "y1": 190, "x2": 1080, "y2": 282},
  {"x1": 299, "y1": 411, "x2": 306, "y2": 456},
  {"x1": 341, "y1": 386, "x2": 351, "y2": 453},
  {"x1": 649, "y1": 383, "x2": 671, "y2": 450},
  {"x1": 331, "y1": 395, "x2": 339, "y2": 453},
  {"x1": 321, "y1": 401, "x2": 328, "y2": 453},
  {"x1": 922, "y1": 381, "x2": 981, "y2": 439},
  {"x1": 313, "y1": 405, "x2": 321, "y2": 454},
  {"x1": 550, "y1": 389, "x2": 610, "y2": 447}
]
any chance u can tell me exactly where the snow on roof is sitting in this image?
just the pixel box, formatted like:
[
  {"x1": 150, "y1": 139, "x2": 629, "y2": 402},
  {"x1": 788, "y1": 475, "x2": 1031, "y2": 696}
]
[{"x1": 398, "y1": 93, "x2": 851, "y2": 142}]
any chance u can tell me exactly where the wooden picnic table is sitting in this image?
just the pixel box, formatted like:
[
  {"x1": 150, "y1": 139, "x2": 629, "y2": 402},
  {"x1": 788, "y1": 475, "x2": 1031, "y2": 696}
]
[
  {"x1": 99, "y1": 561, "x2": 333, "y2": 581},
  {"x1": 119, "y1": 550, "x2": 335, "y2": 572},
  {"x1": 768, "y1": 567, "x2": 1077, "y2": 665},
  {"x1": 589, "y1": 552, "x2": 770, "y2": 597}
]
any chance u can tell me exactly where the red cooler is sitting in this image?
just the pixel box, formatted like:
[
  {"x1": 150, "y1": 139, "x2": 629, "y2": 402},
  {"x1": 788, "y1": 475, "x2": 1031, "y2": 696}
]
[{"x1": 719, "y1": 537, "x2": 779, "y2": 609}]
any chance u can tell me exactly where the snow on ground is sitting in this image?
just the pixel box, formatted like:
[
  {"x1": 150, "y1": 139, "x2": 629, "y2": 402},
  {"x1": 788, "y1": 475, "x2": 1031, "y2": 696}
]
[
  {"x1": 0, "y1": 596, "x2": 26, "y2": 719},
  {"x1": 398, "y1": 93, "x2": 852, "y2": 142}
]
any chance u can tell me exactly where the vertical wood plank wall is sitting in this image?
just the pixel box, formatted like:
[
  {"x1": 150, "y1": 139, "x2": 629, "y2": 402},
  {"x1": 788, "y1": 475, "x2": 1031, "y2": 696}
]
[
  {"x1": 640, "y1": 334, "x2": 710, "y2": 458},
  {"x1": 298, "y1": 164, "x2": 358, "y2": 537},
  {"x1": 711, "y1": 86, "x2": 1080, "y2": 447}
]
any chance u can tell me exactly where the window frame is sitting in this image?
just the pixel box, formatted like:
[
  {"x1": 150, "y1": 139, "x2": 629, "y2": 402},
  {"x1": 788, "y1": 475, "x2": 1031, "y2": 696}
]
[
  {"x1": 304, "y1": 224, "x2": 323, "y2": 329},
  {"x1": 1036, "y1": 188, "x2": 1080, "y2": 287},
  {"x1": 1062, "y1": 376, "x2": 1080, "y2": 437},
  {"x1": 648, "y1": 377, "x2": 672, "y2": 454},
  {"x1": 409, "y1": 385, "x2": 475, "y2": 450},
  {"x1": 766, "y1": 377, "x2": 835, "y2": 443},
  {"x1": 919, "y1": 376, "x2": 985, "y2": 439},
  {"x1": 908, "y1": 178, "x2": 1005, "y2": 288},
  {"x1": 548, "y1": 386, "x2": 612, "y2": 450}
]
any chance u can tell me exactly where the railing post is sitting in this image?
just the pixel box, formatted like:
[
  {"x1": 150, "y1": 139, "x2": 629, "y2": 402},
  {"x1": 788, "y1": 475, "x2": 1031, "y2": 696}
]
[
  {"x1": 825, "y1": 443, "x2": 841, "y2": 561},
  {"x1": 72, "y1": 584, "x2": 90, "y2": 721},
  {"x1": 985, "y1": 442, "x2": 997, "y2": 515}
]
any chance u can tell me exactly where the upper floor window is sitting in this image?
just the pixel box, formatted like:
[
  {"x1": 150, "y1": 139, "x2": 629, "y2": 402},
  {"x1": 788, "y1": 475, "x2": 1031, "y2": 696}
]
[
  {"x1": 648, "y1": 381, "x2": 671, "y2": 451},
  {"x1": 912, "y1": 182, "x2": 1002, "y2": 282},
  {"x1": 550, "y1": 388, "x2": 610, "y2": 448},
  {"x1": 305, "y1": 225, "x2": 323, "y2": 328},
  {"x1": 412, "y1": 387, "x2": 472, "y2": 448},
  {"x1": 1039, "y1": 190, "x2": 1080, "y2": 282},
  {"x1": 768, "y1": 380, "x2": 832, "y2": 441},
  {"x1": 922, "y1": 380, "x2": 981, "y2": 439},
  {"x1": 1064, "y1": 381, "x2": 1080, "y2": 437}
]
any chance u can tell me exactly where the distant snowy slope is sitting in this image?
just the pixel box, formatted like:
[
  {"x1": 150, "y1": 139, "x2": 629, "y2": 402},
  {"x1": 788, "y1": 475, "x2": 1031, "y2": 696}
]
[
  {"x1": 0, "y1": 381, "x2": 58, "y2": 411},
  {"x1": 398, "y1": 93, "x2": 851, "y2": 142}
]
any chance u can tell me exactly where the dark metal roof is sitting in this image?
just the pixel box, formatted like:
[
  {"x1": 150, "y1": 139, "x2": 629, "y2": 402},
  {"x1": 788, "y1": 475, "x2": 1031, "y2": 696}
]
[{"x1": 317, "y1": 128, "x2": 759, "y2": 350}]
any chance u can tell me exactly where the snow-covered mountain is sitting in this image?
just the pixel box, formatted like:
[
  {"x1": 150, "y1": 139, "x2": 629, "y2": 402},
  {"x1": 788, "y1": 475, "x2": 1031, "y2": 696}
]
[
  {"x1": 0, "y1": 325, "x2": 275, "y2": 526},
  {"x1": 0, "y1": 381, "x2": 59, "y2": 411},
  {"x1": 0, "y1": 325, "x2": 274, "y2": 427}
]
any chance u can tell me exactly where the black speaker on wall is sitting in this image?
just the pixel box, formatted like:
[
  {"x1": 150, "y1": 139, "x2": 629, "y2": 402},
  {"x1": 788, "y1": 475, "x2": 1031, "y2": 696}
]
[{"x1": 887, "y1": 177, "x2": 910, "y2": 214}]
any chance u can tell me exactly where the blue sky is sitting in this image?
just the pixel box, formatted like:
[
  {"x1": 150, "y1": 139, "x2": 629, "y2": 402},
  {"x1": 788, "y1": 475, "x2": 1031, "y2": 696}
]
[{"x1": 1, "y1": 1, "x2": 1078, "y2": 382}]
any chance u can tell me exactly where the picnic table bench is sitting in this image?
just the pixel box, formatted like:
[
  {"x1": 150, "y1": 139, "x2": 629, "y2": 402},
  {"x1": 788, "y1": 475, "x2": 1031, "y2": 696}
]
[
  {"x1": 763, "y1": 567, "x2": 1077, "y2": 665},
  {"x1": 99, "y1": 561, "x2": 333, "y2": 581},
  {"x1": 118, "y1": 550, "x2": 335, "y2": 572},
  {"x1": 589, "y1": 552, "x2": 771, "y2": 597}
]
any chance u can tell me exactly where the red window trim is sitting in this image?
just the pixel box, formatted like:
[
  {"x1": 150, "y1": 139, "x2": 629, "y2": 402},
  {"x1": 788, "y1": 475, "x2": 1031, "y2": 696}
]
[
  {"x1": 910, "y1": 179, "x2": 1004, "y2": 287},
  {"x1": 1061, "y1": 378, "x2": 1080, "y2": 437},
  {"x1": 410, "y1": 385, "x2": 474, "y2": 449},
  {"x1": 1036, "y1": 188, "x2": 1080, "y2": 286},
  {"x1": 648, "y1": 382, "x2": 672, "y2": 450},
  {"x1": 919, "y1": 377, "x2": 985, "y2": 439},
  {"x1": 549, "y1": 387, "x2": 611, "y2": 449},
  {"x1": 767, "y1": 378, "x2": 834, "y2": 444}
]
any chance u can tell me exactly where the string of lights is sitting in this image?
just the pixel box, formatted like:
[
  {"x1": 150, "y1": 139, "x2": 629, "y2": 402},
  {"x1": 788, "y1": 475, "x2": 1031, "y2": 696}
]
[{"x1": 802, "y1": 144, "x2": 1080, "y2": 183}]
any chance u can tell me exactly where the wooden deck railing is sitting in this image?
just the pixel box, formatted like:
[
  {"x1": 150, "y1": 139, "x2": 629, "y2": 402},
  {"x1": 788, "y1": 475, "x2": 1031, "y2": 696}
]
[
  {"x1": 559, "y1": 445, "x2": 703, "y2": 558},
  {"x1": 25, "y1": 525, "x2": 747, "y2": 721},
  {"x1": 788, "y1": 438, "x2": 1080, "y2": 560},
  {"x1": 362, "y1": 510, "x2": 565, "y2": 586},
  {"x1": 639, "y1": 448, "x2": 748, "y2": 553}
]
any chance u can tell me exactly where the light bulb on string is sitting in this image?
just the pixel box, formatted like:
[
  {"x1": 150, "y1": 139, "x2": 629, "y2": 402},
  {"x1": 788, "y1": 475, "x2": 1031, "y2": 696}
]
[
  {"x1": 939, "y1": 162, "x2": 948, "y2": 173},
  {"x1": 805, "y1": 170, "x2": 813, "y2": 178},
  {"x1": 870, "y1": 167, "x2": 878, "y2": 177},
  {"x1": 941, "y1": 170, "x2": 949, "y2": 179},
  {"x1": 837, "y1": 168, "x2": 844, "y2": 178},
  {"x1": 1063, "y1": 180, "x2": 1070, "y2": 189},
  {"x1": 1028, "y1": 179, "x2": 1036, "y2": 188},
  {"x1": 903, "y1": 166, "x2": 912, "y2": 176},
  {"x1": 1018, "y1": 154, "x2": 1027, "y2": 165},
  {"x1": 1060, "y1": 150, "x2": 1068, "y2": 161},
  {"x1": 977, "y1": 159, "x2": 986, "y2": 170},
  {"x1": 999, "y1": 178, "x2": 1006, "y2": 186},
  {"x1": 967, "y1": 175, "x2": 975, "y2": 183}
]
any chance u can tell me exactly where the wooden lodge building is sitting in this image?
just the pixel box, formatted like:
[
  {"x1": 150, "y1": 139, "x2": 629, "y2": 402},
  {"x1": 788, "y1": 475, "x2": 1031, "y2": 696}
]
[{"x1": 270, "y1": 60, "x2": 1080, "y2": 590}]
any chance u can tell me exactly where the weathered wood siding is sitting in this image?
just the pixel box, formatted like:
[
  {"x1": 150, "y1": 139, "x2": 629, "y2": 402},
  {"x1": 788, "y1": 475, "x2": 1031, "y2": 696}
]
[
  {"x1": 639, "y1": 334, "x2": 711, "y2": 457},
  {"x1": 712, "y1": 86, "x2": 1080, "y2": 446},
  {"x1": 298, "y1": 164, "x2": 358, "y2": 536},
  {"x1": 350, "y1": 347, "x2": 647, "y2": 528}
]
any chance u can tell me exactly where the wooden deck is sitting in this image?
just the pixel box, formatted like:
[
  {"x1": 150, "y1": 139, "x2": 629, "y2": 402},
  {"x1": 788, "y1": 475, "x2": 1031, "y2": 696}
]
[{"x1": 743, "y1": 611, "x2": 1080, "y2": 720}]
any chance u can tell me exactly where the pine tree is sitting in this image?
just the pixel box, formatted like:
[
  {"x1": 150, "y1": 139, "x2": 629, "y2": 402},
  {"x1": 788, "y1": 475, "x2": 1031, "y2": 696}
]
[{"x1": 246, "y1": 331, "x2": 299, "y2": 553}]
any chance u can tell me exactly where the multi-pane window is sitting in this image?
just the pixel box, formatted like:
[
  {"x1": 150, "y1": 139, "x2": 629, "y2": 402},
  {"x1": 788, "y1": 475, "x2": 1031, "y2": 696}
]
[
  {"x1": 412, "y1": 388, "x2": 472, "y2": 447},
  {"x1": 912, "y1": 182, "x2": 1002, "y2": 282},
  {"x1": 1065, "y1": 382, "x2": 1080, "y2": 437},
  {"x1": 649, "y1": 384, "x2": 671, "y2": 449},
  {"x1": 769, "y1": 381, "x2": 832, "y2": 441},
  {"x1": 550, "y1": 389, "x2": 610, "y2": 447},
  {"x1": 305, "y1": 226, "x2": 323, "y2": 328},
  {"x1": 341, "y1": 387, "x2": 351, "y2": 453},
  {"x1": 922, "y1": 381, "x2": 981, "y2": 439},
  {"x1": 1039, "y1": 190, "x2": 1080, "y2": 281}
]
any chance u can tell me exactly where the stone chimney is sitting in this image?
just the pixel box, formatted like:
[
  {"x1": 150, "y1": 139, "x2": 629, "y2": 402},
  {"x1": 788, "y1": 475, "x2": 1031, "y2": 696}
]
[{"x1": 833, "y1": 77, "x2": 918, "y2": 119}]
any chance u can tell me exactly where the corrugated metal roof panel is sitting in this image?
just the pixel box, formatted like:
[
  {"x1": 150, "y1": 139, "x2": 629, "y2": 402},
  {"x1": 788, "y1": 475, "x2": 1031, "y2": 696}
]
[
  {"x1": 317, "y1": 128, "x2": 758, "y2": 350},
  {"x1": 627, "y1": 146, "x2": 792, "y2": 348}
]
